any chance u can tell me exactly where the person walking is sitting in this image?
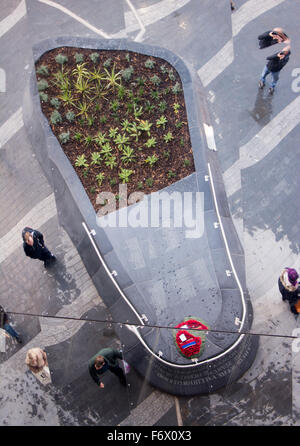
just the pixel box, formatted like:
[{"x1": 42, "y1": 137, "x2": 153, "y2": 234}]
[
  {"x1": 258, "y1": 45, "x2": 291, "y2": 94},
  {"x1": 258, "y1": 28, "x2": 289, "y2": 49},
  {"x1": 0, "y1": 305, "x2": 22, "y2": 343},
  {"x1": 278, "y1": 267, "x2": 300, "y2": 315},
  {"x1": 22, "y1": 227, "x2": 56, "y2": 268},
  {"x1": 88, "y1": 347, "x2": 126, "y2": 388}
]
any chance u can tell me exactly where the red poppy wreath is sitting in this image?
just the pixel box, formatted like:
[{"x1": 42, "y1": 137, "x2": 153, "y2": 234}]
[{"x1": 173, "y1": 317, "x2": 209, "y2": 359}]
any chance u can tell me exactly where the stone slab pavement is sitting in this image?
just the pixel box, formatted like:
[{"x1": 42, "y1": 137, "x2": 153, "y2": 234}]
[{"x1": 0, "y1": 0, "x2": 299, "y2": 426}]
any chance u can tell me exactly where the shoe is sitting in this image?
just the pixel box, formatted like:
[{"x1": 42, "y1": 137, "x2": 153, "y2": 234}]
[
  {"x1": 16, "y1": 336, "x2": 22, "y2": 344},
  {"x1": 269, "y1": 87, "x2": 274, "y2": 94},
  {"x1": 258, "y1": 80, "x2": 264, "y2": 89}
]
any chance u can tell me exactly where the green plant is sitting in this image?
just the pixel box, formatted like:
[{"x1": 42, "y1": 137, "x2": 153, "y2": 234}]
[
  {"x1": 163, "y1": 150, "x2": 170, "y2": 160},
  {"x1": 156, "y1": 115, "x2": 168, "y2": 129},
  {"x1": 105, "y1": 156, "x2": 118, "y2": 170},
  {"x1": 121, "y1": 119, "x2": 131, "y2": 132},
  {"x1": 150, "y1": 75, "x2": 161, "y2": 86},
  {"x1": 52, "y1": 67, "x2": 70, "y2": 92},
  {"x1": 136, "y1": 76, "x2": 145, "y2": 86},
  {"x1": 37, "y1": 65, "x2": 49, "y2": 76},
  {"x1": 74, "y1": 76, "x2": 93, "y2": 98},
  {"x1": 180, "y1": 137, "x2": 185, "y2": 147},
  {"x1": 65, "y1": 110, "x2": 75, "y2": 122},
  {"x1": 127, "y1": 122, "x2": 141, "y2": 142},
  {"x1": 96, "y1": 172, "x2": 105, "y2": 186},
  {"x1": 110, "y1": 99, "x2": 120, "y2": 112},
  {"x1": 90, "y1": 186, "x2": 96, "y2": 194},
  {"x1": 133, "y1": 104, "x2": 143, "y2": 119},
  {"x1": 173, "y1": 102, "x2": 180, "y2": 114},
  {"x1": 175, "y1": 121, "x2": 184, "y2": 128},
  {"x1": 150, "y1": 90, "x2": 160, "y2": 100},
  {"x1": 55, "y1": 54, "x2": 68, "y2": 65},
  {"x1": 86, "y1": 116, "x2": 94, "y2": 126},
  {"x1": 121, "y1": 66, "x2": 134, "y2": 82},
  {"x1": 158, "y1": 100, "x2": 167, "y2": 113},
  {"x1": 83, "y1": 135, "x2": 93, "y2": 146},
  {"x1": 117, "y1": 85, "x2": 126, "y2": 100},
  {"x1": 103, "y1": 58, "x2": 112, "y2": 68},
  {"x1": 37, "y1": 79, "x2": 49, "y2": 91},
  {"x1": 145, "y1": 58, "x2": 155, "y2": 69},
  {"x1": 94, "y1": 131, "x2": 108, "y2": 146},
  {"x1": 137, "y1": 86, "x2": 144, "y2": 97},
  {"x1": 100, "y1": 115, "x2": 108, "y2": 124},
  {"x1": 89, "y1": 52, "x2": 100, "y2": 64},
  {"x1": 50, "y1": 110, "x2": 62, "y2": 125},
  {"x1": 138, "y1": 120, "x2": 152, "y2": 136},
  {"x1": 137, "y1": 182, "x2": 143, "y2": 190},
  {"x1": 160, "y1": 64, "x2": 168, "y2": 74},
  {"x1": 103, "y1": 63, "x2": 122, "y2": 90},
  {"x1": 168, "y1": 69, "x2": 175, "y2": 81},
  {"x1": 144, "y1": 137, "x2": 157, "y2": 148},
  {"x1": 119, "y1": 168, "x2": 133, "y2": 183},
  {"x1": 109, "y1": 127, "x2": 118, "y2": 139},
  {"x1": 100, "y1": 143, "x2": 113, "y2": 160},
  {"x1": 172, "y1": 82, "x2": 182, "y2": 94},
  {"x1": 121, "y1": 146, "x2": 136, "y2": 165},
  {"x1": 145, "y1": 178, "x2": 153, "y2": 187},
  {"x1": 74, "y1": 132, "x2": 83, "y2": 141},
  {"x1": 114, "y1": 133, "x2": 129, "y2": 150},
  {"x1": 82, "y1": 167, "x2": 89, "y2": 178},
  {"x1": 183, "y1": 159, "x2": 191, "y2": 167},
  {"x1": 74, "y1": 53, "x2": 84, "y2": 63},
  {"x1": 145, "y1": 100, "x2": 155, "y2": 114},
  {"x1": 50, "y1": 97, "x2": 61, "y2": 109},
  {"x1": 109, "y1": 178, "x2": 117, "y2": 186},
  {"x1": 145, "y1": 154, "x2": 159, "y2": 167},
  {"x1": 168, "y1": 170, "x2": 176, "y2": 178},
  {"x1": 75, "y1": 101, "x2": 90, "y2": 119},
  {"x1": 39, "y1": 92, "x2": 48, "y2": 102},
  {"x1": 59, "y1": 131, "x2": 70, "y2": 144},
  {"x1": 125, "y1": 53, "x2": 131, "y2": 63},
  {"x1": 75, "y1": 154, "x2": 89, "y2": 168},
  {"x1": 58, "y1": 89, "x2": 75, "y2": 106},
  {"x1": 72, "y1": 63, "x2": 89, "y2": 80},
  {"x1": 163, "y1": 131, "x2": 174, "y2": 143}
]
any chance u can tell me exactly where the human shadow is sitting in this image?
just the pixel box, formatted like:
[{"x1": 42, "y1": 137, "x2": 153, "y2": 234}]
[{"x1": 248, "y1": 87, "x2": 273, "y2": 126}]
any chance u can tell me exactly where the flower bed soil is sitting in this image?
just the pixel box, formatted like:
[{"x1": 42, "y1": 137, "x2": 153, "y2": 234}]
[{"x1": 36, "y1": 47, "x2": 195, "y2": 214}]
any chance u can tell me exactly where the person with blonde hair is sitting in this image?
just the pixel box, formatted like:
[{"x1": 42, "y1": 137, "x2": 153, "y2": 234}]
[
  {"x1": 258, "y1": 27, "x2": 289, "y2": 49},
  {"x1": 25, "y1": 347, "x2": 48, "y2": 373}
]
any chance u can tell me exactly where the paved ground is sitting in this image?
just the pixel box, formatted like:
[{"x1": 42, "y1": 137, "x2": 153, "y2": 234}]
[{"x1": 0, "y1": 0, "x2": 300, "y2": 426}]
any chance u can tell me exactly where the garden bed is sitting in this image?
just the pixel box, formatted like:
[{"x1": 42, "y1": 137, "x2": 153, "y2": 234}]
[{"x1": 35, "y1": 47, "x2": 195, "y2": 213}]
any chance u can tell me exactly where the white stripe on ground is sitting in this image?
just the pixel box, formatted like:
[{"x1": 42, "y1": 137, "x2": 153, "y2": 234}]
[
  {"x1": 0, "y1": 107, "x2": 23, "y2": 149},
  {"x1": 37, "y1": 0, "x2": 110, "y2": 38},
  {"x1": 223, "y1": 94, "x2": 300, "y2": 197},
  {"x1": 198, "y1": 0, "x2": 286, "y2": 87},
  {"x1": 118, "y1": 390, "x2": 174, "y2": 426},
  {"x1": 124, "y1": 0, "x2": 191, "y2": 32},
  {"x1": 232, "y1": 0, "x2": 286, "y2": 37},
  {"x1": 0, "y1": 0, "x2": 26, "y2": 39},
  {"x1": 0, "y1": 193, "x2": 56, "y2": 264},
  {"x1": 125, "y1": 0, "x2": 145, "y2": 42},
  {"x1": 198, "y1": 40, "x2": 234, "y2": 88}
]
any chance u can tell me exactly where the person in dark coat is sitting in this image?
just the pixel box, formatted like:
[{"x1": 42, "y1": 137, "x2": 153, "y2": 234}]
[
  {"x1": 88, "y1": 347, "x2": 126, "y2": 388},
  {"x1": 278, "y1": 267, "x2": 300, "y2": 315},
  {"x1": 22, "y1": 227, "x2": 56, "y2": 268},
  {"x1": 258, "y1": 46, "x2": 291, "y2": 94},
  {"x1": 0, "y1": 305, "x2": 22, "y2": 343},
  {"x1": 258, "y1": 28, "x2": 289, "y2": 49}
]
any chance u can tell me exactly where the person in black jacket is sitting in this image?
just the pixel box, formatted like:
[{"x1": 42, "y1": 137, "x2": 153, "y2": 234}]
[
  {"x1": 258, "y1": 28, "x2": 289, "y2": 49},
  {"x1": 258, "y1": 46, "x2": 291, "y2": 94},
  {"x1": 22, "y1": 227, "x2": 56, "y2": 268},
  {"x1": 0, "y1": 305, "x2": 22, "y2": 343},
  {"x1": 88, "y1": 347, "x2": 126, "y2": 388}
]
